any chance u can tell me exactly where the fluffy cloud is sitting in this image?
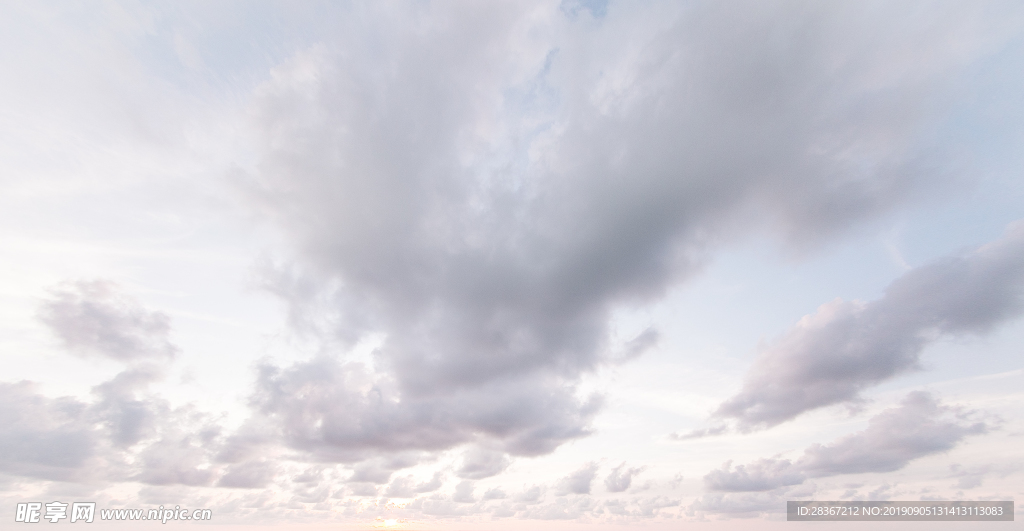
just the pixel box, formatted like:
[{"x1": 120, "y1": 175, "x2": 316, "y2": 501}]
[
  {"x1": 249, "y1": 357, "x2": 601, "y2": 462},
  {"x1": 604, "y1": 462, "x2": 645, "y2": 493},
  {"x1": 717, "y1": 223, "x2": 1024, "y2": 428},
  {"x1": 704, "y1": 458, "x2": 805, "y2": 493},
  {"x1": 133, "y1": 424, "x2": 219, "y2": 487},
  {"x1": 384, "y1": 471, "x2": 445, "y2": 498},
  {"x1": 704, "y1": 392, "x2": 987, "y2": 492},
  {"x1": 0, "y1": 366, "x2": 224, "y2": 488},
  {"x1": 0, "y1": 282, "x2": 229, "y2": 488},
  {"x1": 556, "y1": 462, "x2": 599, "y2": 495},
  {"x1": 239, "y1": 0, "x2": 1012, "y2": 473},
  {"x1": 0, "y1": 382, "x2": 98, "y2": 482},
  {"x1": 453, "y1": 480, "x2": 476, "y2": 503},
  {"x1": 38, "y1": 280, "x2": 178, "y2": 362},
  {"x1": 92, "y1": 365, "x2": 163, "y2": 447},
  {"x1": 457, "y1": 446, "x2": 513, "y2": 480}
]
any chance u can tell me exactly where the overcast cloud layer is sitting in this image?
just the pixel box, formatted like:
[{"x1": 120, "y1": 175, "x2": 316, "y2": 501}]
[{"x1": 2, "y1": 0, "x2": 1024, "y2": 528}]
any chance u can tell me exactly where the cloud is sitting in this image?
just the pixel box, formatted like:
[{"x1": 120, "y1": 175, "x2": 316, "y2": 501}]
[
  {"x1": 453, "y1": 480, "x2": 476, "y2": 503},
  {"x1": 38, "y1": 280, "x2": 178, "y2": 362},
  {"x1": 704, "y1": 458, "x2": 805, "y2": 492},
  {"x1": 0, "y1": 382, "x2": 98, "y2": 482},
  {"x1": 347, "y1": 455, "x2": 421, "y2": 485},
  {"x1": 457, "y1": 446, "x2": 513, "y2": 480},
  {"x1": 236, "y1": 0, "x2": 1014, "y2": 477},
  {"x1": 347, "y1": 482, "x2": 378, "y2": 497},
  {"x1": 3, "y1": 2, "x2": 1023, "y2": 525},
  {"x1": 1, "y1": 281, "x2": 232, "y2": 488},
  {"x1": 514, "y1": 484, "x2": 545, "y2": 503},
  {"x1": 521, "y1": 496, "x2": 597, "y2": 520},
  {"x1": 716, "y1": 222, "x2": 1024, "y2": 429},
  {"x1": 249, "y1": 356, "x2": 601, "y2": 462},
  {"x1": 796, "y1": 392, "x2": 987, "y2": 476},
  {"x1": 604, "y1": 462, "x2": 645, "y2": 492},
  {"x1": 945, "y1": 463, "x2": 1020, "y2": 490},
  {"x1": 483, "y1": 486, "x2": 507, "y2": 500},
  {"x1": 416, "y1": 470, "x2": 446, "y2": 493},
  {"x1": 556, "y1": 462, "x2": 599, "y2": 495},
  {"x1": 121, "y1": 394, "x2": 224, "y2": 487},
  {"x1": 616, "y1": 328, "x2": 661, "y2": 363},
  {"x1": 704, "y1": 392, "x2": 987, "y2": 492},
  {"x1": 133, "y1": 433, "x2": 217, "y2": 487},
  {"x1": 91, "y1": 365, "x2": 163, "y2": 447},
  {"x1": 688, "y1": 490, "x2": 793, "y2": 518},
  {"x1": 383, "y1": 474, "x2": 418, "y2": 498},
  {"x1": 603, "y1": 496, "x2": 680, "y2": 518},
  {"x1": 218, "y1": 460, "x2": 279, "y2": 489},
  {"x1": 385, "y1": 470, "x2": 446, "y2": 498},
  {"x1": 0, "y1": 370, "x2": 223, "y2": 488},
  {"x1": 669, "y1": 425, "x2": 728, "y2": 441}
]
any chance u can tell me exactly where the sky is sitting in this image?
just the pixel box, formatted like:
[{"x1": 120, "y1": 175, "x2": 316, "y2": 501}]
[{"x1": 1, "y1": 1, "x2": 1023, "y2": 530}]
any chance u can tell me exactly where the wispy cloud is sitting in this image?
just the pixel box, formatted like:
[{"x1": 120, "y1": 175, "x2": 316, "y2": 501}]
[
  {"x1": 705, "y1": 392, "x2": 987, "y2": 492},
  {"x1": 716, "y1": 223, "x2": 1024, "y2": 429}
]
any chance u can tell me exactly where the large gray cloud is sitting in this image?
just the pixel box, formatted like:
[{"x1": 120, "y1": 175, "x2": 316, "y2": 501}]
[
  {"x1": 238, "y1": 0, "x2": 1014, "y2": 470},
  {"x1": 717, "y1": 222, "x2": 1024, "y2": 429},
  {"x1": 705, "y1": 391, "x2": 987, "y2": 492}
]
